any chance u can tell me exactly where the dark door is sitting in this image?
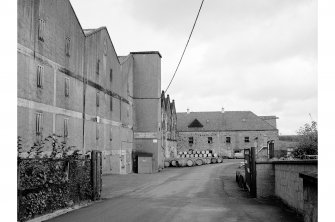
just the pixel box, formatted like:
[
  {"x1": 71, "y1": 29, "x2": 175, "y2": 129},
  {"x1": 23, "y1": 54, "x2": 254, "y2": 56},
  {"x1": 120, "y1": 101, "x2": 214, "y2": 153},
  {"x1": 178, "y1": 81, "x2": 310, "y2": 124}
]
[{"x1": 244, "y1": 147, "x2": 256, "y2": 197}]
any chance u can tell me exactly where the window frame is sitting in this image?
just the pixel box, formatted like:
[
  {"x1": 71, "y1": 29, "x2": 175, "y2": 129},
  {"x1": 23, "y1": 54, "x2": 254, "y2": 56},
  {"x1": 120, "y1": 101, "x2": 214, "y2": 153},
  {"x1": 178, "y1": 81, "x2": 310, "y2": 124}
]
[
  {"x1": 110, "y1": 96, "x2": 113, "y2": 111},
  {"x1": 244, "y1": 136, "x2": 250, "y2": 143},
  {"x1": 65, "y1": 37, "x2": 71, "y2": 57},
  {"x1": 208, "y1": 137, "x2": 213, "y2": 144},
  {"x1": 37, "y1": 65, "x2": 44, "y2": 88},
  {"x1": 226, "y1": 136, "x2": 231, "y2": 143},
  {"x1": 110, "y1": 69, "x2": 113, "y2": 82},
  {"x1": 36, "y1": 112, "x2": 43, "y2": 135},
  {"x1": 188, "y1": 137, "x2": 194, "y2": 145},
  {"x1": 38, "y1": 18, "x2": 45, "y2": 42},
  {"x1": 96, "y1": 124, "x2": 99, "y2": 140},
  {"x1": 96, "y1": 59, "x2": 100, "y2": 75},
  {"x1": 64, "y1": 118, "x2": 69, "y2": 138},
  {"x1": 65, "y1": 77, "x2": 70, "y2": 97},
  {"x1": 96, "y1": 91, "x2": 100, "y2": 107}
]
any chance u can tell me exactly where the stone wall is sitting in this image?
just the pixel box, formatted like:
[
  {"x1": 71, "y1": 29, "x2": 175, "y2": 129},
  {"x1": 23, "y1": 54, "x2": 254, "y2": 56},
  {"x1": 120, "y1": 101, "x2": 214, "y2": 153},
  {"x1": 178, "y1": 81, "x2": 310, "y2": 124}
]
[
  {"x1": 255, "y1": 160, "x2": 317, "y2": 214},
  {"x1": 177, "y1": 130, "x2": 278, "y2": 157},
  {"x1": 274, "y1": 161, "x2": 317, "y2": 213},
  {"x1": 255, "y1": 162, "x2": 275, "y2": 198}
]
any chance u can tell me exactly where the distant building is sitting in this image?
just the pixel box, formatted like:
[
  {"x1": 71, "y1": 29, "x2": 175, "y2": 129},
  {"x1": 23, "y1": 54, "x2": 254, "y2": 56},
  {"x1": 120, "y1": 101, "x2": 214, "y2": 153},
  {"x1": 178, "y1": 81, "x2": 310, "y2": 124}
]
[
  {"x1": 161, "y1": 91, "x2": 177, "y2": 160},
  {"x1": 17, "y1": 0, "x2": 165, "y2": 174},
  {"x1": 176, "y1": 110, "x2": 279, "y2": 158}
]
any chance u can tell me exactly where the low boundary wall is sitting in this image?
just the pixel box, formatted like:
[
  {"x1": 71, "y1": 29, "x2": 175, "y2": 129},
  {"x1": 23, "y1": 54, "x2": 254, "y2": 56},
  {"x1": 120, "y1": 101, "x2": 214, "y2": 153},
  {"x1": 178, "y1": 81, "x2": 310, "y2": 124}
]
[{"x1": 255, "y1": 160, "x2": 317, "y2": 214}]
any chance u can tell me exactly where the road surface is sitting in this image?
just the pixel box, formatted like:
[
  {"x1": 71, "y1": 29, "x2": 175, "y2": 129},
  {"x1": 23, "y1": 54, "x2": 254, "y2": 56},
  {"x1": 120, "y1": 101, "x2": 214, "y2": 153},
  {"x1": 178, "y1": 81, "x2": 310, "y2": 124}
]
[{"x1": 47, "y1": 160, "x2": 302, "y2": 222}]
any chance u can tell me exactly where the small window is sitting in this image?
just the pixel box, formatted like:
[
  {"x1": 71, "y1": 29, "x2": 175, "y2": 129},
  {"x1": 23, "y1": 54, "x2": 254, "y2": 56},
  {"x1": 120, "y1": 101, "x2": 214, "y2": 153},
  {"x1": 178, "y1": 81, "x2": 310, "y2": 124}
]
[
  {"x1": 65, "y1": 78, "x2": 70, "y2": 97},
  {"x1": 96, "y1": 125, "x2": 99, "y2": 140},
  {"x1": 244, "y1": 137, "x2": 250, "y2": 143},
  {"x1": 188, "y1": 137, "x2": 193, "y2": 145},
  {"x1": 110, "y1": 96, "x2": 113, "y2": 111},
  {"x1": 38, "y1": 19, "x2": 45, "y2": 42},
  {"x1": 37, "y1": 65, "x2": 44, "y2": 88},
  {"x1": 64, "y1": 118, "x2": 68, "y2": 138},
  {"x1": 208, "y1": 137, "x2": 213, "y2": 144},
  {"x1": 226, "y1": 137, "x2": 231, "y2": 143},
  {"x1": 96, "y1": 92, "x2": 99, "y2": 107},
  {"x1": 110, "y1": 127, "x2": 112, "y2": 141},
  {"x1": 96, "y1": 59, "x2": 100, "y2": 75},
  {"x1": 110, "y1": 69, "x2": 113, "y2": 82},
  {"x1": 36, "y1": 112, "x2": 43, "y2": 135},
  {"x1": 65, "y1": 37, "x2": 70, "y2": 57}
]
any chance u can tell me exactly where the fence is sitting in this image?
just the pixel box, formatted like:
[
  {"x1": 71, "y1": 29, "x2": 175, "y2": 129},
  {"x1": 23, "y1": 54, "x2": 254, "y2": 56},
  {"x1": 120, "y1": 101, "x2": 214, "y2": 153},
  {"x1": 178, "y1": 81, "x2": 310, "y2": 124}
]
[{"x1": 17, "y1": 150, "x2": 102, "y2": 222}]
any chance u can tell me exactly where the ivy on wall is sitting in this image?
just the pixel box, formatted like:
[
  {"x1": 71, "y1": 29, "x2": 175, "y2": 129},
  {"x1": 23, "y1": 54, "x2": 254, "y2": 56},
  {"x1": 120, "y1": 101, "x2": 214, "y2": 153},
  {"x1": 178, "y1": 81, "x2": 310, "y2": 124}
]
[{"x1": 17, "y1": 135, "x2": 93, "y2": 222}]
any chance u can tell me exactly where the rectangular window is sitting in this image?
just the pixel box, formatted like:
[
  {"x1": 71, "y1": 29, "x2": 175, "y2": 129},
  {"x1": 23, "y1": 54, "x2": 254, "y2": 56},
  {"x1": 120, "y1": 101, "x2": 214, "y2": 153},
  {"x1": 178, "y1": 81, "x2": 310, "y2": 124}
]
[
  {"x1": 64, "y1": 118, "x2": 68, "y2": 138},
  {"x1": 96, "y1": 91, "x2": 99, "y2": 107},
  {"x1": 208, "y1": 137, "x2": 213, "y2": 144},
  {"x1": 110, "y1": 69, "x2": 113, "y2": 82},
  {"x1": 96, "y1": 59, "x2": 100, "y2": 75},
  {"x1": 110, "y1": 128, "x2": 113, "y2": 141},
  {"x1": 110, "y1": 96, "x2": 113, "y2": 111},
  {"x1": 37, "y1": 65, "x2": 43, "y2": 88},
  {"x1": 65, "y1": 37, "x2": 70, "y2": 56},
  {"x1": 36, "y1": 112, "x2": 43, "y2": 135},
  {"x1": 226, "y1": 137, "x2": 231, "y2": 143},
  {"x1": 96, "y1": 125, "x2": 99, "y2": 140},
  {"x1": 188, "y1": 137, "x2": 194, "y2": 145},
  {"x1": 38, "y1": 19, "x2": 45, "y2": 41},
  {"x1": 65, "y1": 78, "x2": 70, "y2": 97},
  {"x1": 244, "y1": 137, "x2": 250, "y2": 143}
]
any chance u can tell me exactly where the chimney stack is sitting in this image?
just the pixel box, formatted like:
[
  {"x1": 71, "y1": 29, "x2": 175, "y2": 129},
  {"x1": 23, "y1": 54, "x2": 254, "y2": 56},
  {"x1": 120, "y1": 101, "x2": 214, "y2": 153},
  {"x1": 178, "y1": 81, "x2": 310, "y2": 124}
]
[
  {"x1": 187, "y1": 108, "x2": 190, "y2": 114},
  {"x1": 221, "y1": 107, "x2": 224, "y2": 113}
]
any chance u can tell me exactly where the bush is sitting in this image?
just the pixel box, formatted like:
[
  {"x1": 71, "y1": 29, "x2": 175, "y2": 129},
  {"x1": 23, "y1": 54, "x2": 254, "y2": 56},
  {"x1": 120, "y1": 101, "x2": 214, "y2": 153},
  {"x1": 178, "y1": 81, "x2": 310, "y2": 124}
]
[{"x1": 292, "y1": 121, "x2": 318, "y2": 159}]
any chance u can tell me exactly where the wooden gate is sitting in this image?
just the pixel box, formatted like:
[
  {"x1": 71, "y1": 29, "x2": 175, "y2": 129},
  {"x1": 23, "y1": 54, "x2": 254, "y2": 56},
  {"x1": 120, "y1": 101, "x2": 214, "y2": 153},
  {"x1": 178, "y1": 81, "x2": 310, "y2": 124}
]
[
  {"x1": 244, "y1": 147, "x2": 256, "y2": 197},
  {"x1": 91, "y1": 150, "x2": 102, "y2": 200}
]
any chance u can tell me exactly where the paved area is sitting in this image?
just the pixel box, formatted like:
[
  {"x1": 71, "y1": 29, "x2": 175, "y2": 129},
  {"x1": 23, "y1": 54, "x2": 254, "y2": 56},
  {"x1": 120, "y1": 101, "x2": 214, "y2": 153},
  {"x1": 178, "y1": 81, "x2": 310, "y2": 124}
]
[{"x1": 47, "y1": 159, "x2": 302, "y2": 222}]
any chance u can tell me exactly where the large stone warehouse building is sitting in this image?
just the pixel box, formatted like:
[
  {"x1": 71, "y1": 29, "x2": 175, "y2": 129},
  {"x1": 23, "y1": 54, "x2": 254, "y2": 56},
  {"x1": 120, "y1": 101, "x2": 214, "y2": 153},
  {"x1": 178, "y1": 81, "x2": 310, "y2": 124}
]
[
  {"x1": 176, "y1": 110, "x2": 279, "y2": 158},
  {"x1": 17, "y1": 0, "x2": 176, "y2": 174}
]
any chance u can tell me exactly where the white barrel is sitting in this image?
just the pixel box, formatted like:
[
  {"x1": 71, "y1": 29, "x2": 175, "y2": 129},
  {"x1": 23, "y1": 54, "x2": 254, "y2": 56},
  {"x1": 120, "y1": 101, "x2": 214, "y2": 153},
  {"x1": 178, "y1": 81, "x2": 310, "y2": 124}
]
[
  {"x1": 178, "y1": 151, "x2": 183, "y2": 155},
  {"x1": 183, "y1": 151, "x2": 187, "y2": 155},
  {"x1": 206, "y1": 150, "x2": 209, "y2": 154},
  {"x1": 194, "y1": 154, "x2": 198, "y2": 158},
  {"x1": 181, "y1": 154, "x2": 185, "y2": 158},
  {"x1": 208, "y1": 154, "x2": 212, "y2": 157},
  {"x1": 196, "y1": 151, "x2": 200, "y2": 154},
  {"x1": 214, "y1": 153, "x2": 218, "y2": 157},
  {"x1": 201, "y1": 150, "x2": 205, "y2": 154},
  {"x1": 203, "y1": 154, "x2": 207, "y2": 157},
  {"x1": 176, "y1": 155, "x2": 181, "y2": 158},
  {"x1": 199, "y1": 154, "x2": 203, "y2": 158},
  {"x1": 190, "y1": 154, "x2": 194, "y2": 158},
  {"x1": 164, "y1": 161, "x2": 170, "y2": 167},
  {"x1": 186, "y1": 154, "x2": 190, "y2": 158},
  {"x1": 188, "y1": 150, "x2": 192, "y2": 154}
]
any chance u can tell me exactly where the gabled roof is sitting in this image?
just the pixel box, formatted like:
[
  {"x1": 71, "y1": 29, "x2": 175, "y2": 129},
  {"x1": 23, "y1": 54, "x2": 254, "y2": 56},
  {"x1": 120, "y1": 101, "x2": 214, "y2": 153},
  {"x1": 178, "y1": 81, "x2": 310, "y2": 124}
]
[
  {"x1": 188, "y1": 119, "x2": 203, "y2": 128},
  {"x1": 177, "y1": 111, "x2": 277, "y2": 132}
]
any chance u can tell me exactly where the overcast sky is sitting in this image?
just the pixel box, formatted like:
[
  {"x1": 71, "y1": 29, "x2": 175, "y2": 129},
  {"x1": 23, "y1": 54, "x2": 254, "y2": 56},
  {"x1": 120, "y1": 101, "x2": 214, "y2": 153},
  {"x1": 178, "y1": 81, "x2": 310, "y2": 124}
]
[{"x1": 70, "y1": 0, "x2": 317, "y2": 135}]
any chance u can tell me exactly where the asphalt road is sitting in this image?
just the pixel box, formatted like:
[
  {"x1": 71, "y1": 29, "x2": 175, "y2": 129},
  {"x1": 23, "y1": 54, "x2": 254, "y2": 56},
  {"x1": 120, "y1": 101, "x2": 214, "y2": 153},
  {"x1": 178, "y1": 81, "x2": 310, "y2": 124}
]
[{"x1": 47, "y1": 160, "x2": 302, "y2": 222}]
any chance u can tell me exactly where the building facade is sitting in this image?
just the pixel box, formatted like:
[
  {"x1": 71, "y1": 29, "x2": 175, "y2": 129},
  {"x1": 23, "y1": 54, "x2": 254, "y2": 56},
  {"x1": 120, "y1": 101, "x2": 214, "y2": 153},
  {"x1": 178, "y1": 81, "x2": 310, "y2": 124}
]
[
  {"x1": 177, "y1": 110, "x2": 279, "y2": 158},
  {"x1": 17, "y1": 0, "x2": 164, "y2": 174},
  {"x1": 161, "y1": 91, "x2": 177, "y2": 160}
]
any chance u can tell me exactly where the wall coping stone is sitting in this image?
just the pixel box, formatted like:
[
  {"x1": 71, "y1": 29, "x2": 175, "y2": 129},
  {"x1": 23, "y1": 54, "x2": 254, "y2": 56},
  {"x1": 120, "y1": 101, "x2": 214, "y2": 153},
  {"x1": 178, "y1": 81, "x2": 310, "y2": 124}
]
[
  {"x1": 256, "y1": 160, "x2": 318, "y2": 165},
  {"x1": 299, "y1": 171, "x2": 318, "y2": 184}
]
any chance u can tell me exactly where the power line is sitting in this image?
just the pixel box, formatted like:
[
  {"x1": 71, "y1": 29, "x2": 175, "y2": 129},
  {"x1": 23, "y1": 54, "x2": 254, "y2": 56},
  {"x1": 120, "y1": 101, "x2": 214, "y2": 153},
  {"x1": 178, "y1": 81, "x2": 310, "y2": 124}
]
[{"x1": 165, "y1": 0, "x2": 205, "y2": 93}]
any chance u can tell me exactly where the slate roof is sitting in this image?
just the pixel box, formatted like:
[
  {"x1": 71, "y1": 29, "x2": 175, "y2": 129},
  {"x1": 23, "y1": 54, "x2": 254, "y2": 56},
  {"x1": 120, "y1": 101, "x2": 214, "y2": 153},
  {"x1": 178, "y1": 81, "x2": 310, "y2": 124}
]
[{"x1": 177, "y1": 111, "x2": 277, "y2": 132}]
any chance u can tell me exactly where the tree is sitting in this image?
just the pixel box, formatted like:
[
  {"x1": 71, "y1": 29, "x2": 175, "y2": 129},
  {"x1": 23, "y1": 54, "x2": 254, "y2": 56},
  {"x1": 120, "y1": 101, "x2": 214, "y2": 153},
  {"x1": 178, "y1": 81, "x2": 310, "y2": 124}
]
[{"x1": 292, "y1": 121, "x2": 318, "y2": 159}]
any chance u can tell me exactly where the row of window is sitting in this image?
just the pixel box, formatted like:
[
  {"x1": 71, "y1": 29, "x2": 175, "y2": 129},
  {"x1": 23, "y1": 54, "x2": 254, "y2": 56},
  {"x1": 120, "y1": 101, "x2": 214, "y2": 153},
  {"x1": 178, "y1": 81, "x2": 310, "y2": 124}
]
[
  {"x1": 37, "y1": 65, "x2": 115, "y2": 110},
  {"x1": 38, "y1": 19, "x2": 114, "y2": 81},
  {"x1": 35, "y1": 112, "x2": 113, "y2": 140},
  {"x1": 188, "y1": 136, "x2": 250, "y2": 145}
]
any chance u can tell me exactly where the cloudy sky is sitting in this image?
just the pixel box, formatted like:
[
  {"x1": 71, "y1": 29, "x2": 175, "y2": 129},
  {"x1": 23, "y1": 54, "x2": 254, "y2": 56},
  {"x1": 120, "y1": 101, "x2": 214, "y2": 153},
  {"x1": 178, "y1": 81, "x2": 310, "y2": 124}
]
[{"x1": 70, "y1": 0, "x2": 317, "y2": 135}]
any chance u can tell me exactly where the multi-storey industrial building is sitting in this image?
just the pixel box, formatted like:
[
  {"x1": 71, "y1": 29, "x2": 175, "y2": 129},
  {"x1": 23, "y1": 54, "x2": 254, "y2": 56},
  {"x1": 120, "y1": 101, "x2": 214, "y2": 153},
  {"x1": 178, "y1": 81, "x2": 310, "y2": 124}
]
[
  {"x1": 161, "y1": 91, "x2": 177, "y2": 160},
  {"x1": 176, "y1": 110, "x2": 279, "y2": 158},
  {"x1": 17, "y1": 0, "x2": 170, "y2": 174}
]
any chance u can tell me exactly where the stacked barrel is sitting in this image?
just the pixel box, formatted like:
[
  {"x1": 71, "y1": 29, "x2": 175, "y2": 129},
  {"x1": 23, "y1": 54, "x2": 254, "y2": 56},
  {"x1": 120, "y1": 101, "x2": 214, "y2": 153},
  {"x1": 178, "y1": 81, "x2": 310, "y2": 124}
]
[{"x1": 164, "y1": 149, "x2": 224, "y2": 168}]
